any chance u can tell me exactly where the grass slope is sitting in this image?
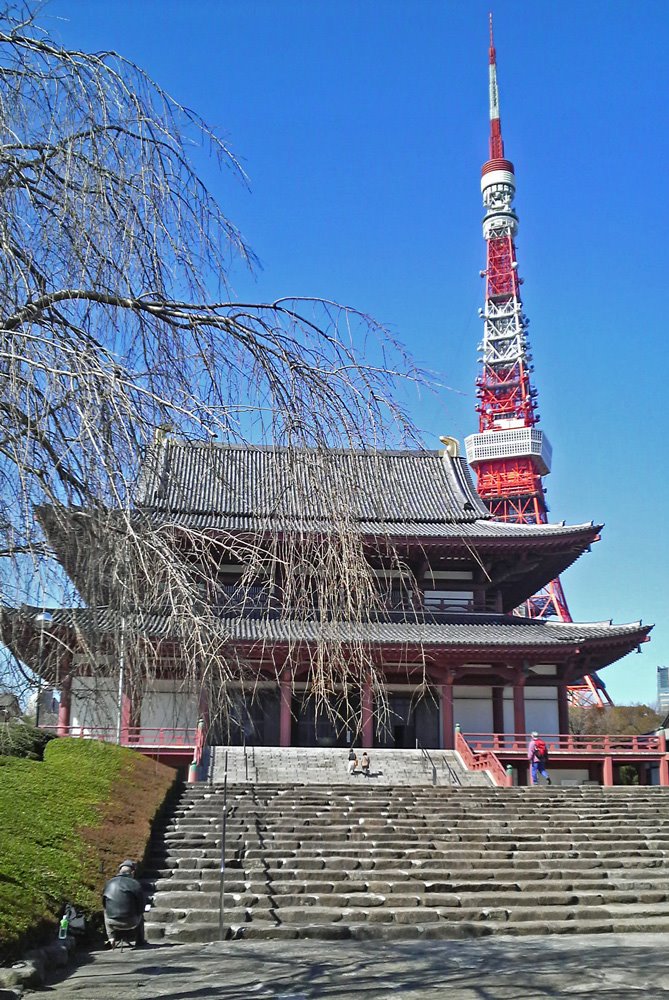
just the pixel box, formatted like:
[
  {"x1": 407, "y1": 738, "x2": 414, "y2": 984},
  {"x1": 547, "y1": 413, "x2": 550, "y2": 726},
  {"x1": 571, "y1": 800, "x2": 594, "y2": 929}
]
[{"x1": 0, "y1": 738, "x2": 176, "y2": 961}]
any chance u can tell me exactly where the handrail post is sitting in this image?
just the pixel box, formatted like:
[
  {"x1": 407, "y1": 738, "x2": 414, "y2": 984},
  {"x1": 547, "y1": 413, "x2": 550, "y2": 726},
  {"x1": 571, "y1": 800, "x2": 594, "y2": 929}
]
[{"x1": 218, "y1": 750, "x2": 228, "y2": 941}]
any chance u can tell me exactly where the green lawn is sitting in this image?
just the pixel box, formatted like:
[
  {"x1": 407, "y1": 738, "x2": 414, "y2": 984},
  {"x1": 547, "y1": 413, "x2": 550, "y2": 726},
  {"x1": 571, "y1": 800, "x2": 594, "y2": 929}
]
[{"x1": 0, "y1": 738, "x2": 176, "y2": 961}]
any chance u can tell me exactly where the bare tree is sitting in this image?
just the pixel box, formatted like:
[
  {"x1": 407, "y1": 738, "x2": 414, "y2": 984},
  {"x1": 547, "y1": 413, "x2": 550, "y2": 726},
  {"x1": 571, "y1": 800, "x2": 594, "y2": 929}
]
[
  {"x1": 0, "y1": 2, "x2": 425, "y2": 731},
  {"x1": 570, "y1": 704, "x2": 663, "y2": 737}
]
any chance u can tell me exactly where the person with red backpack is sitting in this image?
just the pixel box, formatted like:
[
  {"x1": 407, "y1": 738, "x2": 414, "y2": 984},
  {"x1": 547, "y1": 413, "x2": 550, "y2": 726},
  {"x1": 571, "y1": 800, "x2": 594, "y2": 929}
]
[{"x1": 528, "y1": 731, "x2": 551, "y2": 785}]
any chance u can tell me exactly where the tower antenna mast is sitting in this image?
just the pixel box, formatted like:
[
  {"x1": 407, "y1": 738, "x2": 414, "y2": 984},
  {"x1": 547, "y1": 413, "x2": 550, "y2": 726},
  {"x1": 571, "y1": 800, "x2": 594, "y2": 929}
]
[{"x1": 465, "y1": 15, "x2": 612, "y2": 709}]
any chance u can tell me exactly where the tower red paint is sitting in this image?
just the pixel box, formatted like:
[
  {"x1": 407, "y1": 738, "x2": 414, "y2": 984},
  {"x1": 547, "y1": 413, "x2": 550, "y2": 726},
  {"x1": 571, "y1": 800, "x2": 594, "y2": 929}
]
[{"x1": 464, "y1": 16, "x2": 611, "y2": 708}]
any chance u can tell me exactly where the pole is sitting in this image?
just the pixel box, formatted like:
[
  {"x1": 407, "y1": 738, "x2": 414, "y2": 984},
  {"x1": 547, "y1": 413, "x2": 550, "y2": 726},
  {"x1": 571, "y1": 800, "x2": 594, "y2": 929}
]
[
  {"x1": 218, "y1": 750, "x2": 228, "y2": 941},
  {"x1": 35, "y1": 674, "x2": 42, "y2": 729},
  {"x1": 116, "y1": 616, "x2": 125, "y2": 744},
  {"x1": 35, "y1": 614, "x2": 44, "y2": 727},
  {"x1": 33, "y1": 610, "x2": 52, "y2": 729}
]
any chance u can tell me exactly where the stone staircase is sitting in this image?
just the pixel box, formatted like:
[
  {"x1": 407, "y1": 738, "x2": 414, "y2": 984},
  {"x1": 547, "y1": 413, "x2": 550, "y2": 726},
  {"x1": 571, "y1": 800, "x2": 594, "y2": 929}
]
[
  {"x1": 144, "y1": 783, "x2": 669, "y2": 943},
  {"x1": 209, "y1": 746, "x2": 490, "y2": 786}
]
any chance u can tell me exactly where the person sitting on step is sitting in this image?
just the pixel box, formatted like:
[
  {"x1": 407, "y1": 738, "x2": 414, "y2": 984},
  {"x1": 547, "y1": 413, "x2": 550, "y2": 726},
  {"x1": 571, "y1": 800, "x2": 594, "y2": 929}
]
[{"x1": 102, "y1": 859, "x2": 147, "y2": 947}]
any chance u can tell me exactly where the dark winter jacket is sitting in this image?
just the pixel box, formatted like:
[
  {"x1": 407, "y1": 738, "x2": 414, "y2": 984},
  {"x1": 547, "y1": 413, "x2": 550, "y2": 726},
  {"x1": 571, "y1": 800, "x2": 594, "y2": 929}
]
[{"x1": 102, "y1": 874, "x2": 145, "y2": 921}]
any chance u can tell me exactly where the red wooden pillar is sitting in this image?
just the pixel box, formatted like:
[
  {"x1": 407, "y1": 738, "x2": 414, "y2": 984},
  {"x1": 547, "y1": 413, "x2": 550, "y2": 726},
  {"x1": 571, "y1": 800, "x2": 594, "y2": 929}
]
[
  {"x1": 492, "y1": 686, "x2": 504, "y2": 736},
  {"x1": 362, "y1": 679, "x2": 374, "y2": 749},
  {"x1": 440, "y1": 674, "x2": 454, "y2": 750},
  {"x1": 602, "y1": 756, "x2": 614, "y2": 786},
  {"x1": 57, "y1": 674, "x2": 72, "y2": 736},
  {"x1": 659, "y1": 733, "x2": 669, "y2": 786},
  {"x1": 279, "y1": 671, "x2": 292, "y2": 747},
  {"x1": 198, "y1": 685, "x2": 210, "y2": 734},
  {"x1": 660, "y1": 758, "x2": 669, "y2": 787},
  {"x1": 513, "y1": 674, "x2": 526, "y2": 739},
  {"x1": 557, "y1": 683, "x2": 569, "y2": 737}
]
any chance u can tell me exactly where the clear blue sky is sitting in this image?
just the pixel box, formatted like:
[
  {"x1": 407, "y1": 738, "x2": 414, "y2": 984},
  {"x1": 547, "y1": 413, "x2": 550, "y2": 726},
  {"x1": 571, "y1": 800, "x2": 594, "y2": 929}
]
[{"x1": 45, "y1": 0, "x2": 668, "y2": 707}]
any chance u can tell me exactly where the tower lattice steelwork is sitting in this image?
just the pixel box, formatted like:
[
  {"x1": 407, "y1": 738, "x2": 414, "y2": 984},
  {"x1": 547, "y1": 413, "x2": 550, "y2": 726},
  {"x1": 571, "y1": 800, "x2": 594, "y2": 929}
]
[{"x1": 465, "y1": 17, "x2": 611, "y2": 709}]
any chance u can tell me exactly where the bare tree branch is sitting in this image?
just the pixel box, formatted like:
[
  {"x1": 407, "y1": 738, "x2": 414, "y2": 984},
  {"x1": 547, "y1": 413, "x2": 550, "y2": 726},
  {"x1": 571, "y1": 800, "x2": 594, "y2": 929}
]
[{"x1": 0, "y1": 1, "x2": 430, "y2": 732}]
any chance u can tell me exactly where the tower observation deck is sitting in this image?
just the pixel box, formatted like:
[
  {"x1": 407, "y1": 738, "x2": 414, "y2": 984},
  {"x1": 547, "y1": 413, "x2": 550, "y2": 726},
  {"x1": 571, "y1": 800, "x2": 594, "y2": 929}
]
[{"x1": 464, "y1": 16, "x2": 611, "y2": 708}]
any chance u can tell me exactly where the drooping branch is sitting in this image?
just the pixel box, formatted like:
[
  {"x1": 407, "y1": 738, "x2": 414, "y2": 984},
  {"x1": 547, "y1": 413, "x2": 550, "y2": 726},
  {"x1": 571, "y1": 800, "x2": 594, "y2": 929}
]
[{"x1": 0, "y1": 2, "x2": 435, "y2": 732}]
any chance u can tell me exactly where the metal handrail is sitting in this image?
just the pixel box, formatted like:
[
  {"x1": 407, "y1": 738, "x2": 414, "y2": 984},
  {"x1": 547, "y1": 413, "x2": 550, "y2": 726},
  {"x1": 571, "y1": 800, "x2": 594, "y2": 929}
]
[
  {"x1": 416, "y1": 740, "x2": 437, "y2": 786},
  {"x1": 242, "y1": 735, "x2": 249, "y2": 782},
  {"x1": 218, "y1": 749, "x2": 228, "y2": 941},
  {"x1": 440, "y1": 755, "x2": 461, "y2": 786}
]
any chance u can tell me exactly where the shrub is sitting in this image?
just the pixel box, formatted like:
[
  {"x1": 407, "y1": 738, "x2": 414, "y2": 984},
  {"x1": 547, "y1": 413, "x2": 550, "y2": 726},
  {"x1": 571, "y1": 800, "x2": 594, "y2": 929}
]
[
  {"x1": 0, "y1": 720, "x2": 55, "y2": 760},
  {"x1": 0, "y1": 738, "x2": 175, "y2": 962}
]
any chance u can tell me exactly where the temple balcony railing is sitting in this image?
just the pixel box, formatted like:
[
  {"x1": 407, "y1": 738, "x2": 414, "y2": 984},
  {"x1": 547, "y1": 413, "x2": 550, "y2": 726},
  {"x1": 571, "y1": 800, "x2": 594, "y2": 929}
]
[
  {"x1": 465, "y1": 732, "x2": 665, "y2": 755},
  {"x1": 457, "y1": 730, "x2": 669, "y2": 787},
  {"x1": 212, "y1": 595, "x2": 499, "y2": 621},
  {"x1": 421, "y1": 595, "x2": 498, "y2": 615},
  {"x1": 41, "y1": 725, "x2": 198, "y2": 756}
]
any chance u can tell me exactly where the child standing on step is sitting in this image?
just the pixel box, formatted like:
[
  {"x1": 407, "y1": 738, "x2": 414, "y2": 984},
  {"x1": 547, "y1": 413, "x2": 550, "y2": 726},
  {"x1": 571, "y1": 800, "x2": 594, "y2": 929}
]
[
  {"x1": 361, "y1": 751, "x2": 370, "y2": 777},
  {"x1": 348, "y1": 748, "x2": 358, "y2": 774}
]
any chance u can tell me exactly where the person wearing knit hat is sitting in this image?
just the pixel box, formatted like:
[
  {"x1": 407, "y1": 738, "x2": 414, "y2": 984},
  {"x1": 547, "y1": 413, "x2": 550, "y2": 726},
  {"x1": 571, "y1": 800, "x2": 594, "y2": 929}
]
[{"x1": 102, "y1": 859, "x2": 146, "y2": 947}]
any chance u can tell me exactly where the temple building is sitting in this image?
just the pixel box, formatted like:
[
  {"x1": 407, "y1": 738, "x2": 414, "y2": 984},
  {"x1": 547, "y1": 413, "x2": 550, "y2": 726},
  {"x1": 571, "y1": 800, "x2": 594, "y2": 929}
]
[{"x1": 1, "y1": 436, "x2": 651, "y2": 781}]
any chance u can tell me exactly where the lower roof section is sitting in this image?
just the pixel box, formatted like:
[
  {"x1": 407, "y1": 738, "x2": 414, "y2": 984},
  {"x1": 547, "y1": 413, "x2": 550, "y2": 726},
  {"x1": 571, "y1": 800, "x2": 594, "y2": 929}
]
[{"x1": 1, "y1": 606, "x2": 651, "y2": 677}]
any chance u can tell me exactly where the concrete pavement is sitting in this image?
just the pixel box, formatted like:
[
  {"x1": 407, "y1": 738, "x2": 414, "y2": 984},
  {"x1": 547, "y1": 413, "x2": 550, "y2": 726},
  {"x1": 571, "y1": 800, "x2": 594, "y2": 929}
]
[{"x1": 34, "y1": 932, "x2": 669, "y2": 998}]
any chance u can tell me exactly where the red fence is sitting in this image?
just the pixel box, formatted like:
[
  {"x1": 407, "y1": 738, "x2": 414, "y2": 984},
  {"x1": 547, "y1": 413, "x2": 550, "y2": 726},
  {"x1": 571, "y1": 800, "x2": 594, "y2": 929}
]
[
  {"x1": 455, "y1": 728, "x2": 510, "y2": 786},
  {"x1": 457, "y1": 730, "x2": 669, "y2": 787},
  {"x1": 464, "y1": 732, "x2": 665, "y2": 755},
  {"x1": 44, "y1": 725, "x2": 198, "y2": 753}
]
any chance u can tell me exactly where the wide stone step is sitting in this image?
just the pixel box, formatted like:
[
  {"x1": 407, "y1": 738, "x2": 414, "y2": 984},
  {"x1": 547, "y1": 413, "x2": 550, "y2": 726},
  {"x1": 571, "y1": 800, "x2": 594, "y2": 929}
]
[
  {"x1": 147, "y1": 871, "x2": 669, "y2": 898},
  {"x1": 150, "y1": 911, "x2": 669, "y2": 944},
  {"x1": 220, "y1": 827, "x2": 669, "y2": 843},
  {"x1": 231, "y1": 826, "x2": 669, "y2": 839},
  {"x1": 240, "y1": 844, "x2": 668, "y2": 860},
  {"x1": 252, "y1": 858, "x2": 663, "y2": 879},
  {"x1": 172, "y1": 808, "x2": 669, "y2": 823},
  {"x1": 150, "y1": 890, "x2": 268, "y2": 909},
  {"x1": 268, "y1": 818, "x2": 668, "y2": 826},
  {"x1": 171, "y1": 887, "x2": 664, "y2": 910},
  {"x1": 144, "y1": 866, "x2": 612, "y2": 886},
  {"x1": 151, "y1": 877, "x2": 249, "y2": 894}
]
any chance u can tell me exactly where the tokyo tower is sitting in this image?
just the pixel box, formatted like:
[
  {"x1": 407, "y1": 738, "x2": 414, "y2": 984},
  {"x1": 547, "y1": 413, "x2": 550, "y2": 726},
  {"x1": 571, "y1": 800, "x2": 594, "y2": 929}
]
[{"x1": 464, "y1": 16, "x2": 611, "y2": 708}]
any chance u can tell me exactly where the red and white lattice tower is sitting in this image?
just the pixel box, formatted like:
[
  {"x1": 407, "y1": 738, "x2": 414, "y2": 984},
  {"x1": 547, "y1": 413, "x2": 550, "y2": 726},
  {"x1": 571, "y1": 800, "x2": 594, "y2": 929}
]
[{"x1": 464, "y1": 16, "x2": 611, "y2": 709}]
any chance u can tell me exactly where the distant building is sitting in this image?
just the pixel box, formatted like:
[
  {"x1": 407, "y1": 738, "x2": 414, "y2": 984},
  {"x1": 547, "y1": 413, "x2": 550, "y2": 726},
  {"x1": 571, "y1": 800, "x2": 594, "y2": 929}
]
[
  {"x1": 658, "y1": 667, "x2": 669, "y2": 714},
  {"x1": 0, "y1": 691, "x2": 21, "y2": 721}
]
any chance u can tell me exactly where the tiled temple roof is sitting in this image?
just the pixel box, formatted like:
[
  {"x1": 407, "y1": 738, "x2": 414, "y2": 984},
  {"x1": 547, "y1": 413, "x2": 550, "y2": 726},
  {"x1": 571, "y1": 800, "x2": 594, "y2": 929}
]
[
  {"x1": 2, "y1": 606, "x2": 649, "y2": 668},
  {"x1": 34, "y1": 442, "x2": 604, "y2": 615},
  {"x1": 140, "y1": 511, "x2": 600, "y2": 543},
  {"x1": 136, "y1": 441, "x2": 601, "y2": 543},
  {"x1": 139, "y1": 442, "x2": 491, "y2": 522}
]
